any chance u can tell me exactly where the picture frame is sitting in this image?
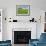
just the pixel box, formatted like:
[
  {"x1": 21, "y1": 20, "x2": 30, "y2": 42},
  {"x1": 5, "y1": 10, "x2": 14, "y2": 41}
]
[{"x1": 16, "y1": 5, "x2": 30, "y2": 16}]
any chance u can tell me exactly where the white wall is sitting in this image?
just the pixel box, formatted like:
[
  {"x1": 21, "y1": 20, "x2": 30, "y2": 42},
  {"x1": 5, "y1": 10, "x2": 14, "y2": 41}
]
[{"x1": 2, "y1": 9, "x2": 8, "y2": 40}]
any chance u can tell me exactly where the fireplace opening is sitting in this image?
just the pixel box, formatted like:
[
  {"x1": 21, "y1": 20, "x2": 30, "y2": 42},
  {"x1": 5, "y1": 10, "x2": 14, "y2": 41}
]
[{"x1": 14, "y1": 31, "x2": 31, "y2": 44}]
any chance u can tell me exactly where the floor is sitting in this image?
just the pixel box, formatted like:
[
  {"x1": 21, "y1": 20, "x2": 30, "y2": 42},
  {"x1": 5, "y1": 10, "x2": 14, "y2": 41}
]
[{"x1": 12, "y1": 44, "x2": 29, "y2": 46}]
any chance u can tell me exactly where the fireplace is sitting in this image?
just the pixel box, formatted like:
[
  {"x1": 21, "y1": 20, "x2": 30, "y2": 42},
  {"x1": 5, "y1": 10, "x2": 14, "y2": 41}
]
[{"x1": 14, "y1": 31, "x2": 31, "y2": 44}]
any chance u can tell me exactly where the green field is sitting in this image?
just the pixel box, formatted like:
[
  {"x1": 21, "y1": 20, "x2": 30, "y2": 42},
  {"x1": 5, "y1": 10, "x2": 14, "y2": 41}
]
[{"x1": 17, "y1": 8, "x2": 28, "y2": 14}]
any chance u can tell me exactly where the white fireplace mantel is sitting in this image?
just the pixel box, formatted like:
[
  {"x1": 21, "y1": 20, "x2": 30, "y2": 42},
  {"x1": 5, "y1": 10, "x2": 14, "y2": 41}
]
[
  {"x1": 7, "y1": 22, "x2": 37, "y2": 43},
  {"x1": 12, "y1": 22, "x2": 37, "y2": 39}
]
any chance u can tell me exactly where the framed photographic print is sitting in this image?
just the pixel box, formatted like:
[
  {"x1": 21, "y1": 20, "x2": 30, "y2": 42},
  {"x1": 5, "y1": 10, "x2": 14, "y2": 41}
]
[{"x1": 16, "y1": 5, "x2": 30, "y2": 16}]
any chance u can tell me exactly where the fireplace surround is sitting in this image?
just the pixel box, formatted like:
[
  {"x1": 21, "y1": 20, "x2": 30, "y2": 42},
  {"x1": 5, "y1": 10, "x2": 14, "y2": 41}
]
[{"x1": 12, "y1": 28, "x2": 31, "y2": 44}]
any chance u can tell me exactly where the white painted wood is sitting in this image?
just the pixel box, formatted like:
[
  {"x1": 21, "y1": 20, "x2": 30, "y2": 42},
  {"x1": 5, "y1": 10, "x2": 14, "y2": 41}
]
[
  {"x1": 12, "y1": 22, "x2": 37, "y2": 44},
  {"x1": 0, "y1": 9, "x2": 2, "y2": 41}
]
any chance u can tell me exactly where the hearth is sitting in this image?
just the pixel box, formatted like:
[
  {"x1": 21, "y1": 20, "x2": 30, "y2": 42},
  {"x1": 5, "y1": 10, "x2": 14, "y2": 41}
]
[{"x1": 14, "y1": 31, "x2": 31, "y2": 44}]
